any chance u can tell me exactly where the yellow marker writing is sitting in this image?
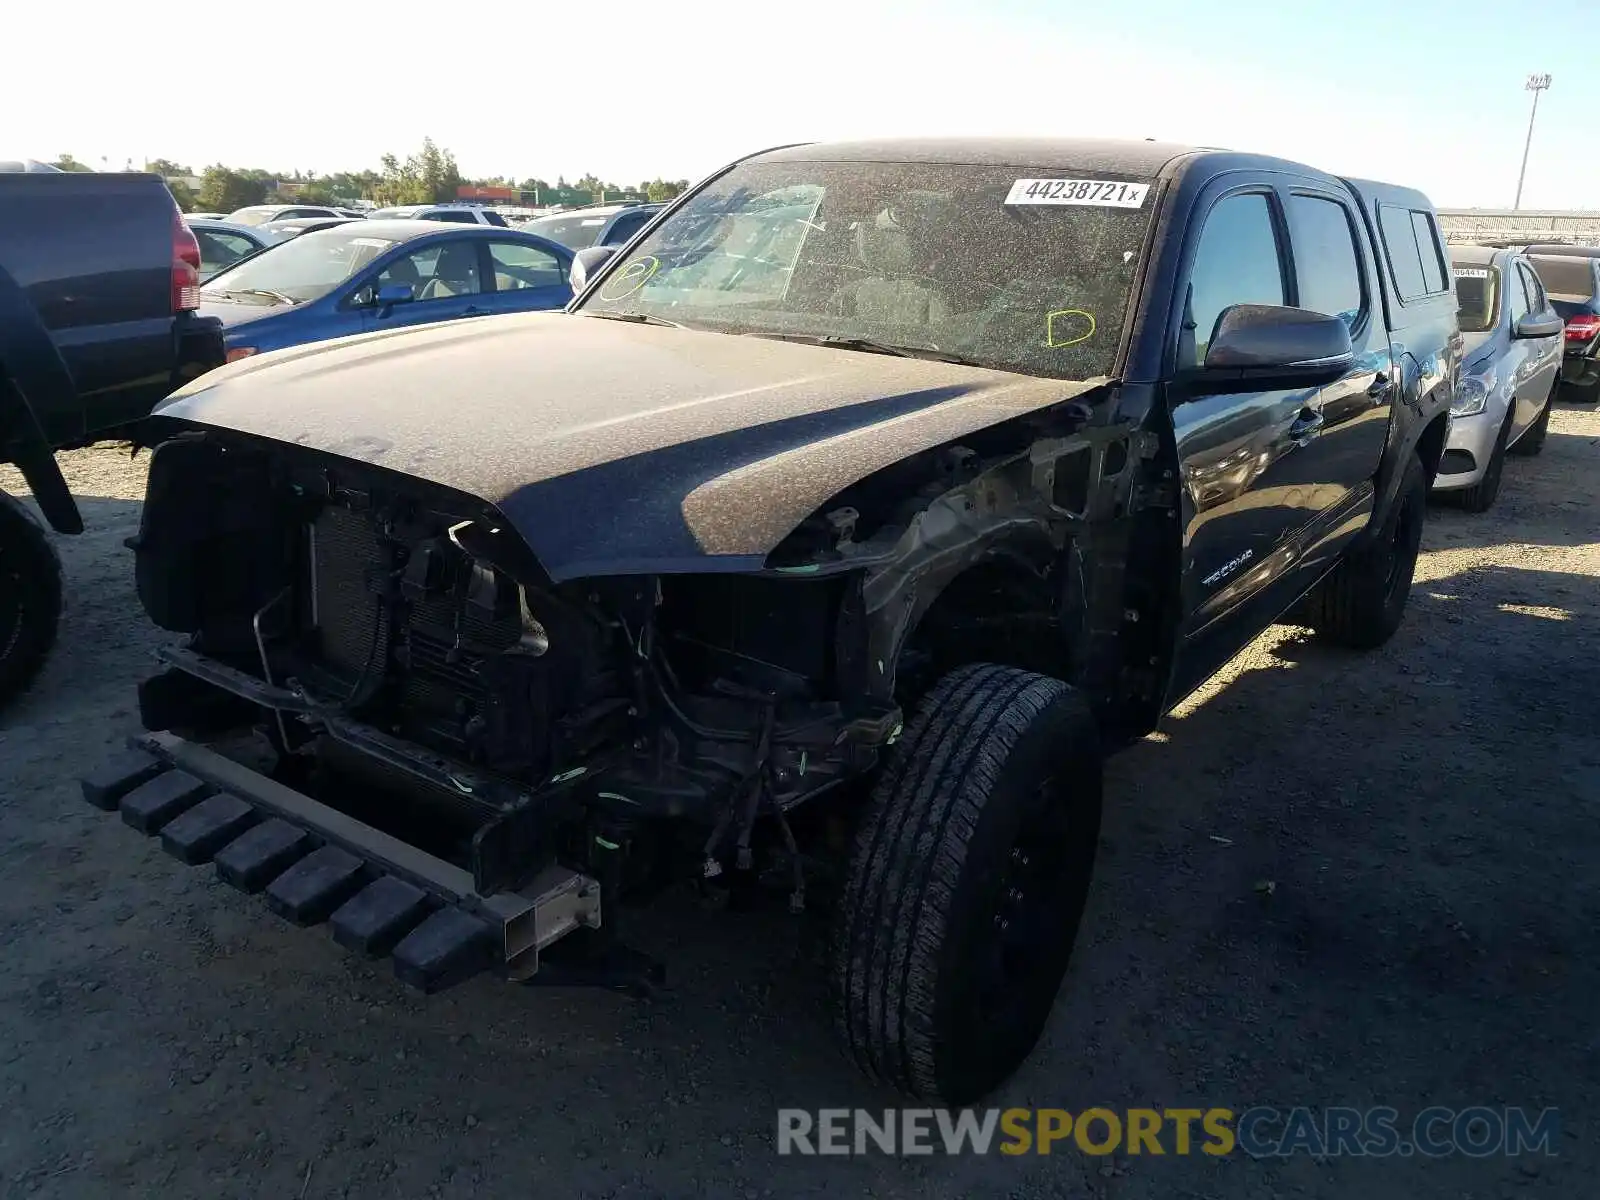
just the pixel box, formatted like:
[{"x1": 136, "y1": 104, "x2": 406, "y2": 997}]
[
  {"x1": 599, "y1": 255, "x2": 660, "y2": 302},
  {"x1": 1046, "y1": 308, "x2": 1096, "y2": 348}
]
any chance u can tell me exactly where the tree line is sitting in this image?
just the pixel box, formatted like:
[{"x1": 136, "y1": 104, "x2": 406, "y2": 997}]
[{"x1": 51, "y1": 140, "x2": 690, "y2": 211}]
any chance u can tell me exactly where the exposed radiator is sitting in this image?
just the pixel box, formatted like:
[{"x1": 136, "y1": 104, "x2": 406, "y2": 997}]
[
  {"x1": 305, "y1": 504, "x2": 526, "y2": 753},
  {"x1": 307, "y1": 506, "x2": 390, "y2": 686}
]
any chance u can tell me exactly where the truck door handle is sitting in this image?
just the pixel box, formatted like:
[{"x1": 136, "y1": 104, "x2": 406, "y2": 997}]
[
  {"x1": 1367, "y1": 375, "x2": 1394, "y2": 399},
  {"x1": 1289, "y1": 407, "x2": 1325, "y2": 440}
]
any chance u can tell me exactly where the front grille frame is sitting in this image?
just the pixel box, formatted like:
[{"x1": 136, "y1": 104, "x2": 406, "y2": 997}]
[{"x1": 296, "y1": 500, "x2": 529, "y2": 761}]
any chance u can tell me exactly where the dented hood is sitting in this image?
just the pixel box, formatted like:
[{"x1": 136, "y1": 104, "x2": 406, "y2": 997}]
[{"x1": 156, "y1": 312, "x2": 1101, "y2": 580}]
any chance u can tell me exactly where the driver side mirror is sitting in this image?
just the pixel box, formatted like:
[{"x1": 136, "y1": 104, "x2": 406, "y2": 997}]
[
  {"x1": 375, "y1": 282, "x2": 415, "y2": 308},
  {"x1": 569, "y1": 245, "x2": 619, "y2": 293},
  {"x1": 1195, "y1": 304, "x2": 1354, "y2": 391},
  {"x1": 1514, "y1": 311, "x2": 1564, "y2": 340}
]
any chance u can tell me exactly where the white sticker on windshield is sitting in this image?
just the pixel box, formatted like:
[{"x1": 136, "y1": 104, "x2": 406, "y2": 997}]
[
  {"x1": 350, "y1": 237, "x2": 394, "y2": 248},
  {"x1": 1452, "y1": 267, "x2": 1490, "y2": 279},
  {"x1": 580, "y1": 218, "x2": 606, "y2": 226},
  {"x1": 1005, "y1": 179, "x2": 1150, "y2": 208}
]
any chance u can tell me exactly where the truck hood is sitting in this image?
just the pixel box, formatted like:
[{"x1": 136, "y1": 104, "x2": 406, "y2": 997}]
[{"x1": 155, "y1": 312, "x2": 1102, "y2": 580}]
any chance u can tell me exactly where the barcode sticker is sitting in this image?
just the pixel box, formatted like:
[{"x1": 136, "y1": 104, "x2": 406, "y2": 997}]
[{"x1": 1005, "y1": 179, "x2": 1150, "y2": 208}]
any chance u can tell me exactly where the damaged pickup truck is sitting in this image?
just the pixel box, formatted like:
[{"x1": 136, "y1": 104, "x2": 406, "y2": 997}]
[{"x1": 84, "y1": 138, "x2": 1458, "y2": 1103}]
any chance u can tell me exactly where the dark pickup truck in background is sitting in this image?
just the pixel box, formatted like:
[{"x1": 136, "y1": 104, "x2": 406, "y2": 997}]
[{"x1": 0, "y1": 170, "x2": 225, "y2": 709}]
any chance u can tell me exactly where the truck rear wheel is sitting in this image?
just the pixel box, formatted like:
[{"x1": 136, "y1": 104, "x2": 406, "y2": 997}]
[
  {"x1": 0, "y1": 491, "x2": 62, "y2": 710},
  {"x1": 1305, "y1": 452, "x2": 1426, "y2": 650},
  {"x1": 831, "y1": 663, "x2": 1102, "y2": 1103}
]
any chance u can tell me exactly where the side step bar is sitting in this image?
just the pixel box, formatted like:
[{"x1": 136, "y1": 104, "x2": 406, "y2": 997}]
[{"x1": 80, "y1": 733, "x2": 602, "y2": 994}]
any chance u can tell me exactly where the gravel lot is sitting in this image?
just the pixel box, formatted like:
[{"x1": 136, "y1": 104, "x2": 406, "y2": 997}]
[{"x1": 2, "y1": 407, "x2": 1598, "y2": 1199}]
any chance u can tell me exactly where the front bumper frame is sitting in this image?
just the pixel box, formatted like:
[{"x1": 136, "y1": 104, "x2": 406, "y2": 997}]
[
  {"x1": 1432, "y1": 403, "x2": 1505, "y2": 491},
  {"x1": 79, "y1": 731, "x2": 606, "y2": 993}
]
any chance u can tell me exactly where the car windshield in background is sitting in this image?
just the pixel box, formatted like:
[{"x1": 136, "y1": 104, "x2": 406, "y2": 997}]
[
  {"x1": 366, "y1": 208, "x2": 417, "y2": 220},
  {"x1": 576, "y1": 160, "x2": 1156, "y2": 380},
  {"x1": 1529, "y1": 255, "x2": 1597, "y2": 300},
  {"x1": 520, "y1": 213, "x2": 614, "y2": 249},
  {"x1": 202, "y1": 228, "x2": 397, "y2": 304},
  {"x1": 1453, "y1": 267, "x2": 1499, "y2": 333}
]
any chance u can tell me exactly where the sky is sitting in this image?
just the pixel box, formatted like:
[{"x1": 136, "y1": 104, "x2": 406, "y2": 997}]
[{"x1": 7, "y1": 0, "x2": 1598, "y2": 209}]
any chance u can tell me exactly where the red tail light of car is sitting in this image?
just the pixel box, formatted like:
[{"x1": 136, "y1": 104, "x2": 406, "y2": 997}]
[
  {"x1": 1565, "y1": 314, "x2": 1600, "y2": 342},
  {"x1": 172, "y1": 211, "x2": 202, "y2": 312}
]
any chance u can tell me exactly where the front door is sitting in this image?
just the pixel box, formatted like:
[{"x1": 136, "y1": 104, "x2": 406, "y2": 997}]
[
  {"x1": 367, "y1": 238, "x2": 489, "y2": 332},
  {"x1": 1170, "y1": 191, "x2": 1322, "y2": 658},
  {"x1": 1166, "y1": 183, "x2": 1387, "y2": 703},
  {"x1": 1509, "y1": 260, "x2": 1562, "y2": 433}
]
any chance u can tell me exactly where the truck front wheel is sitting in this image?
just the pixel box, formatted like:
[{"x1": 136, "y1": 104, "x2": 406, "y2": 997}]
[
  {"x1": 0, "y1": 491, "x2": 62, "y2": 710},
  {"x1": 831, "y1": 663, "x2": 1102, "y2": 1103},
  {"x1": 1305, "y1": 452, "x2": 1426, "y2": 649}
]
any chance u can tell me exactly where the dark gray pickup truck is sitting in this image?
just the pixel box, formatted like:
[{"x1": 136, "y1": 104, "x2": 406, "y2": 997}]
[
  {"x1": 0, "y1": 170, "x2": 225, "y2": 708},
  {"x1": 87, "y1": 137, "x2": 1458, "y2": 1102}
]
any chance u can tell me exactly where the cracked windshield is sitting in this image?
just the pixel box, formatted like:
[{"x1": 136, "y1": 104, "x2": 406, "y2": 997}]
[{"x1": 579, "y1": 158, "x2": 1155, "y2": 379}]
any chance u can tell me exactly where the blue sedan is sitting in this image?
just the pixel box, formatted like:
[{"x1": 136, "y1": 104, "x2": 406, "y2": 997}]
[{"x1": 198, "y1": 220, "x2": 573, "y2": 359}]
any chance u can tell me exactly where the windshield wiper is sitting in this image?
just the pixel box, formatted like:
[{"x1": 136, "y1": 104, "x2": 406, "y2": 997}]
[
  {"x1": 584, "y1": 311, "x2": 680, "y2": 328},
  {"x1": 209, "y1": 287, "x2": 298, "y2": 305},
  {"x1": 742, "y1": 332, "x2": 986, "y2": 367}
]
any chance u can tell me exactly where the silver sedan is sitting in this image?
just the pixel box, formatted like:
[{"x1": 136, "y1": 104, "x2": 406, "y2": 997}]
[{"x1": 1434, "y1": 245, "x2": 1563, "y2": 511}]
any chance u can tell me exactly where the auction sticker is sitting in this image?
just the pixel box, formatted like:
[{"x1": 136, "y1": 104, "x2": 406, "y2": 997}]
[
  {"x1": 1006, "y1": 179, "x2": 1150, "y2": 208},
  {"x1": 1452, "y1": 268, "x2": 1490, "y2": 278}
]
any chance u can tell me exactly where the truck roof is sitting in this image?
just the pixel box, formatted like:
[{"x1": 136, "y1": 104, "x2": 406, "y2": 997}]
[
  {"x1": 1339, "y1": 176, "x2": 1438, "y2": 215},
  {"x1": 752, "y1": 140, "x2": 1433, "y2": 209},
  {"x1": 753, "y1": 137, "x2": 1202, "y2": 177}
]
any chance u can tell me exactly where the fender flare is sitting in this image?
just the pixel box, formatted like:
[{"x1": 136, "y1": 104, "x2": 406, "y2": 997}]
[{"x1": 0, "y1": 265, "x2": 82, "y2": 534}]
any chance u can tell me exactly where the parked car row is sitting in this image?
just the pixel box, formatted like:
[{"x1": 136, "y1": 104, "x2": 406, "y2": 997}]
[
  {"x1": 180, "y1": 197, "x2": 670, "y2": 350},
  {"x1": 1434, "y1": 241, "x2": 1600, "y2": 511},
  {"x1": 185, "y1": 199, "x2": 664, "y2": 284},
  {"x1": 199, "y1": 220, "x2": 572, "y2": 358}
]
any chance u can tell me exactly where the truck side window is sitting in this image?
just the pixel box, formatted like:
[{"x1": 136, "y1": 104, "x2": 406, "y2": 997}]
[
  {"x1": 1286, "y1": 195, "x2": 1364, "y2": 326},
  {"x1": 1184, "y1": 192, "x2": 1285, "y2": 367},
  {"x1": 1378, "y1": 205, "x2": 1426, "y2": 300},
  {"x1": 1410, "y1": 211, "x2": 1447, "y2": 293}
]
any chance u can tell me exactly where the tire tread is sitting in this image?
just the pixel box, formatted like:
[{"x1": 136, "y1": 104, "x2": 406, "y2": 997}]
[{"x1": 832, "y1": 663, "x2": 1083, "y2": 1098}]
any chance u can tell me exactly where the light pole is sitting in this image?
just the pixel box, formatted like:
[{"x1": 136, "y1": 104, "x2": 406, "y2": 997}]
[{"x1": 1515, "y1": 72, "x2": 1551, "y2": 210}]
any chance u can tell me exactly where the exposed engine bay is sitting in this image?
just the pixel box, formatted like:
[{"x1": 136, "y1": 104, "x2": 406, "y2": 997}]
[{"x1": 129, "y1": 414, "x2": 1156, "y2": 905}]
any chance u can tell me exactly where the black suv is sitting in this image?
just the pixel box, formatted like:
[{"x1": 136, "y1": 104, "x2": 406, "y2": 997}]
[
  {"x1": 1525, "y1": 245, "x2": 1600, "y2": 402},
  {"x1": 85, "y1": 137, "x2": 1456, "y2": 1102}
]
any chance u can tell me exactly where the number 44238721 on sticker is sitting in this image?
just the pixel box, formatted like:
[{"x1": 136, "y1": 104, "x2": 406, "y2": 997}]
[{"x1": 1005, "y1": 178, "x2": 1150, "y2": 207}]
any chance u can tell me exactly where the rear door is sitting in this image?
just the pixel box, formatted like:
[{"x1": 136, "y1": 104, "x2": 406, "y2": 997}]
[
  {"x1": 1280, "y1": 188, "x2": 1391, "y2": 576},
  {"x1": 1511, "y1": 260, "x2": 1561, "y2": 427},
  {"x1": 479, "y1": 239, "x2": 571, "y2": 314}
]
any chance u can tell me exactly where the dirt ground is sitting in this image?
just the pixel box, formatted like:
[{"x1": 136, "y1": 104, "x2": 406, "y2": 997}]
[{"x1": 2, "y1": 407, "x2": 1597, "y2": 1200}]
